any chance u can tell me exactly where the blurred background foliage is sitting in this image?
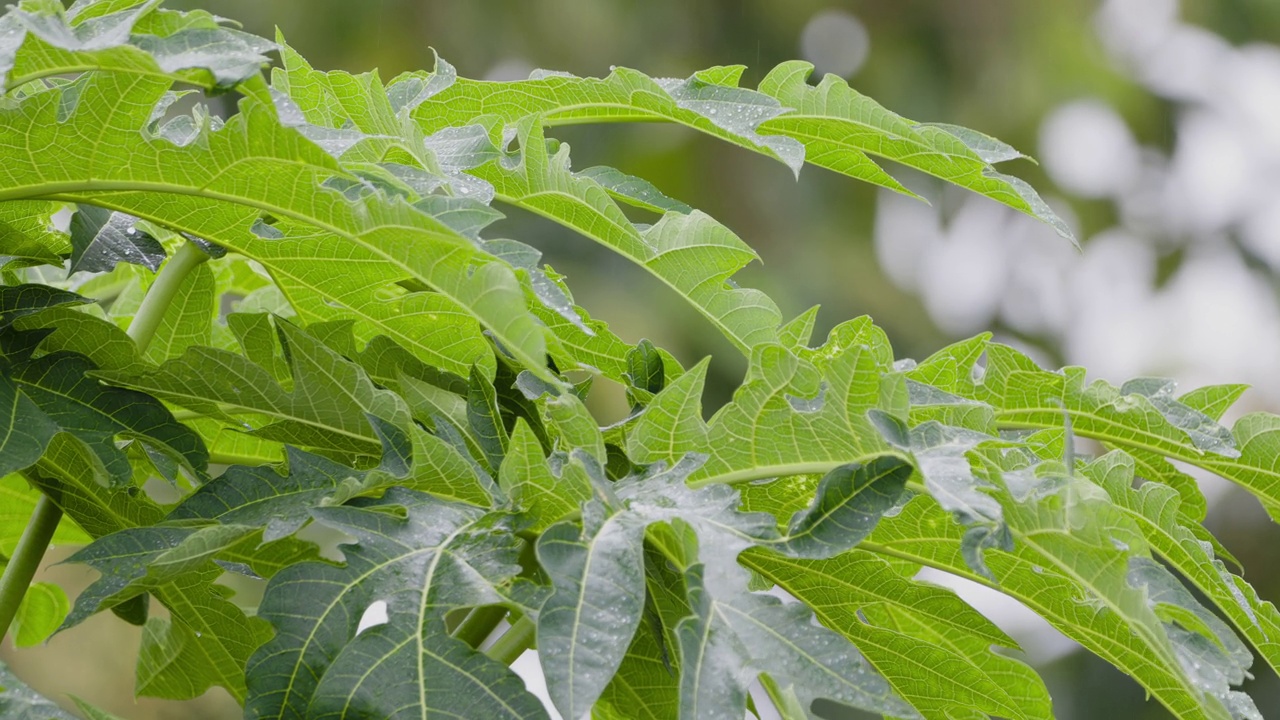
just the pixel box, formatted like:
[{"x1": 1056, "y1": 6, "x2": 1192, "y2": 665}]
[{"x1": 7, "y1": 1, "x2": 1280, "y2": 717}]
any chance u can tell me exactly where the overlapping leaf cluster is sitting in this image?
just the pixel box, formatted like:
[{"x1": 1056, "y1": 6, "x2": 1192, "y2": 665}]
[{"x1": 0, "y1": 1, "x2": 1276, "y2": 719}]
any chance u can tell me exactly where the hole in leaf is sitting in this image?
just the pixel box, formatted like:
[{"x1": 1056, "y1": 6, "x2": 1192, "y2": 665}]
[
  {"x1": 295, "y1": 519, "x2": 355, "y2": 563},
  {"x1": 356, "y1": 600, "x2": 389, "y2": 636}
]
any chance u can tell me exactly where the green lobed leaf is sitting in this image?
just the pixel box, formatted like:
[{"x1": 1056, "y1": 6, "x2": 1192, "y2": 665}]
[
  {"x1": 1, "y1": 0, "x2": 275, "y2": 93},
  {"x1": 1083, "y1": 448, "x2": 1280, "y2": 687},
  {"x1": 473, "y1": 117, "x2": 782, "y2": 356},
  {"x1": 0, "y1": 201, "x2": 70, "y2": 271},
  {"x1": 0, "y1": 473, "x2": 90, "y2": 557},
  {"x1": 676, "y1": 563, "x2": 919, "y2": 720},
  {"x1": 245, "y1": 488, "x2": 547, "y2": 720},
  {"x1": 0, "y1": 284, "x2": 92, "y2": 330},
  {"x1": 0, "y1": 325, "x2": 207, "y2": 485},
  {"x1": 775, "y1": 456, "x2": 912, "y2": 558},
  {"x1": 537, "y1": 503, "x2": 648, "y2": 720},
  {"x1": 756, "y1": 62, "x2": 1073, "y2": 241},
  {"x1": 0, "y1": 70, "x2": 554, "y2": 385},
  {"x1": 862, "y1": 476, "x2": 1255, "y2": 720},
  {"x1": 98, "y1": 315, "x2": 410, "y2": 462},
  {"x1": 498, "y1": 420, "x2": 590, "y2": 533},
  {"x1": 927, "y1": 338, "x2": 1280, "y2": 523},
  {"x1": 67, "y1": 203, "x2": 165, "y2": 274},
  {"x1": 742, "y1": 548, "x2": 1052, "y2": 720},
  {"x1": 628, "y1": 319, "x2": 902, "y2": 486},
  {"x1": 410, "y1": 59, "x2": 1070, "y2": 241}
]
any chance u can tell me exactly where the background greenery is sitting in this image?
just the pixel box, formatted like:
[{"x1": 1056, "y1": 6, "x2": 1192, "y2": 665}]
[{"x1": 7, "y1": 1, "x2": 1280, "y2": 718}]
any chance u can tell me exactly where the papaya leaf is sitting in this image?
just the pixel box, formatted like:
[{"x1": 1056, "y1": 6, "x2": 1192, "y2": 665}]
[
  {"x1": 245, "y1": 488, "x2": 547, "y2": 720},
  {"x1": 0, "y1": 284, "x2": 92, "y2": 330},
  {"x1": 3, "y1": 0, "x2": 274, "y2": 92},
  {"x1": 537, "y1": 503, "x2": 648, "y2": 719},
  {"x1": 474, "y1": 117, "x2": 782, "y2": 356},
  {"x1": 0, "y1": 201, "x2": 70, "y2": 271},
  {"x1": 0, "y1": 473, "x2": 90, "y2": 557},
  {"x1": 932, "y1": 339, "x2": 1280, "y2": 523},
  {"x1": 742, "y1": 548, "x2": 1052, "y2": 720},
  {"x1": 98, "y1": 316, "x2": 410, "y2": 461},
  {"x1": 1085, "y1": 449, "x2": 1280, "y2": 685},
  {"x1": 411, "y1": 60, "x2": 1070, "y2": 241},
  {"x1": 775, "y1": 456, "x2": 912, "y2": 559},
  {"x1": 498, "y1": 420, "x2": 589, "y2": 533},
  {"x1": 676, "y1": 563, "x2": 918, "y2": 720},
  {"x1": 863, "y1": 468, "x2": 1257, "y2": 720},
  {"x1": 67, "y1": 204, "x2": 165, "y2": 274},
  {"x1": 11, "y1": 581, "x2": 69, "y2": 648},
  {"x1": 0, "y1": 326, "x2": 206, "y2": 485},
  {"x1": 628, "y1": 320, "x2": 901, "y2": 486},
  {"x1": 756, "y1": 62, "x2": 1072, "y2": 241},
  {"x1": 0, "y1": 70, "x2": 555, "y2": 385}
]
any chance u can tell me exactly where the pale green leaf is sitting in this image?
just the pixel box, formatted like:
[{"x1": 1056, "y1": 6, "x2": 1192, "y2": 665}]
[
  {"x1": 743, "y1": 548, "x2": 1051, "y2": 720},
  {"x1": 11, "y1": 581, "x2": 69, "y2": 647},
  {"x1": 498, "y1": 420, "x2": 589, "y2": 533},
  {"x1": 1086, "y1": 449, "x2": 1280, "y2": 685},
  {"x1": 0, "y1": 201, "x2": 70, "y2": 270},
  {"x1": 629, "y1": 319, "x2": 900, "y2": 486},
  {"x1": 410, "y1": 60, "x2": 1070, "y2": 240},
  {"x1": 476, "y1": 118, "x2": 782, "y2": 356},
  {"x1": 676, "y1": 563, "x2": 918, "y2": 720},
  {"x1": 0, "y1": 473, "x2": 90, "y2": 556},
  {"x1": 3, "y1": 0, "x2": 273, "y2": 93},
  {"x1": 0, "y1": 70, "x2": 553, "y2": 384},
  {"x1": 864, "y1": 483, "x2": 1251, "y2": 720}
]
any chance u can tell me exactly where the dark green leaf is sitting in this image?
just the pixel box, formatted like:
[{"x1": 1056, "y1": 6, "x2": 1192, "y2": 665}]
[
  {"x1": 0, "y1": 284, "x2": 91, "y2": 329},
  {"x1": 778, "y1": 456, "x2": 912, "y2": 558},
  {"x1": 69, "y1": 204, "x2": 165, "y2": 274},
  {"x1": 0, "y1": 339, "x2": 207, "y2": 485},
  {"x1": 537, "y1": 504, "x2": 647, "y2": 719},
  {"x1": 246, "y1": 489, "x2": 547, "y2": 719},
  {"x1": 677, "y1": 564, "x2": 918, "y2": 720}
]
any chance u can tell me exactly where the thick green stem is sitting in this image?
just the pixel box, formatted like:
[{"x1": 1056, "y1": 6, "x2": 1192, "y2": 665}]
[
  {"x1": 126, "y1": 240, "x2": 209, "y2": 350},
  {"x1": 486, "y1": 616, "x2": 536, "y2": 666},
  {"x1": 0, "y1": 495, "x2": 63, "y2": 641},
  {"x1": 453, "y1": 605, "x2": 509, "y2": 649}
]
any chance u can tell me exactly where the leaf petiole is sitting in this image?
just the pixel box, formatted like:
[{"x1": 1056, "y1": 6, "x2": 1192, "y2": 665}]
[
  {"x1": 126, "y1": 239, "x2": 211, "y2": 350},
  {"x1": 485, "y1": 616, "x2": 536, "y2": 666},
  {"x1": 452, "y1": 605, "x2": 509, "y2": 649},
  {"x1": 0, "y1": 494, "x2": 63, "y2": 642}
]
